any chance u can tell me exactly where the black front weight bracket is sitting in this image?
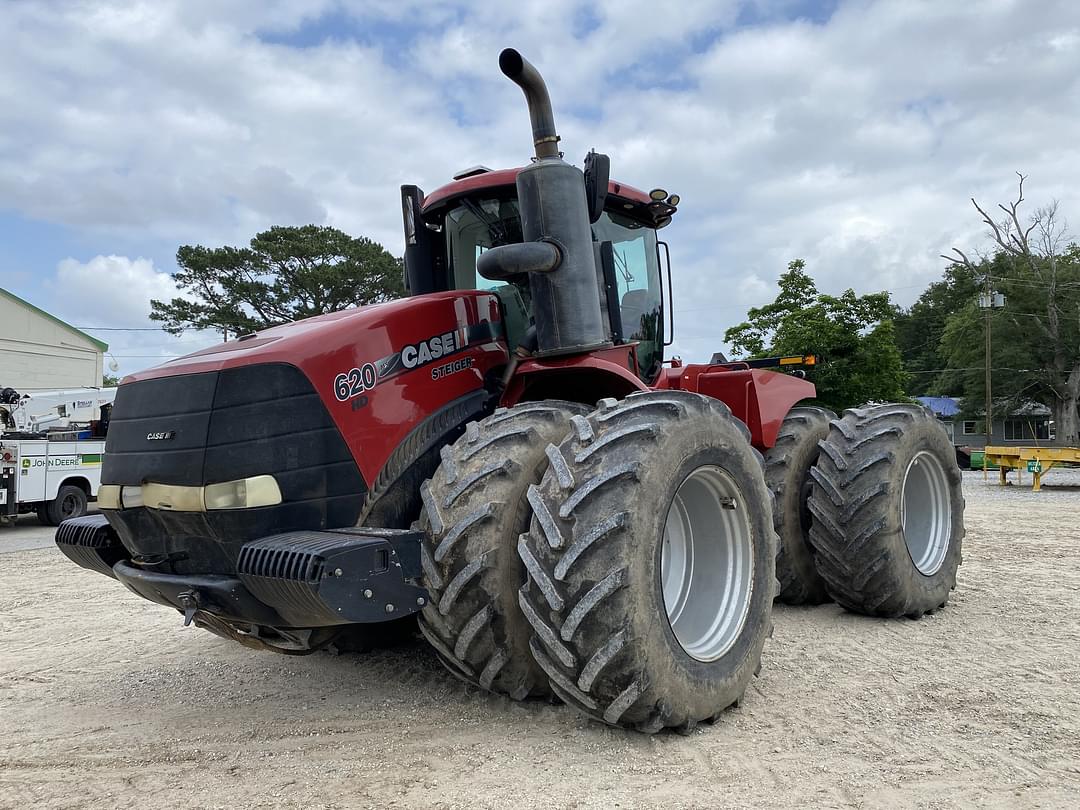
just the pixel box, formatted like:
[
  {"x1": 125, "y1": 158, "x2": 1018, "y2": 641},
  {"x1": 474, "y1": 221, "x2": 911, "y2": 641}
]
[
  {"x1": 58, "y1": 515, "x2": 429, "y2": 628},
  {"x1": 235, "y1": 527, "x2": 429, "y2": 626},
  {"x1": 112, "y1": 561, "x2": 285, "y2": 626}
]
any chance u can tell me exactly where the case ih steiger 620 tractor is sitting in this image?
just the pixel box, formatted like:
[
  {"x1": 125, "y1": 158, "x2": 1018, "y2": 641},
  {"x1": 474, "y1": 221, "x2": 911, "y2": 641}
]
[{"x1": 56, "y1": 50, "x2": 964, "y2": 733}]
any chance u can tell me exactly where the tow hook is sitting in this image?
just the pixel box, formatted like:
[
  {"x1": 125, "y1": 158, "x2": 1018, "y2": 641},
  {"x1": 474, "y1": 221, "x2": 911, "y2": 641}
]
[{"x1": 177, "y1": 589, "x2": 201, "y2": 627}]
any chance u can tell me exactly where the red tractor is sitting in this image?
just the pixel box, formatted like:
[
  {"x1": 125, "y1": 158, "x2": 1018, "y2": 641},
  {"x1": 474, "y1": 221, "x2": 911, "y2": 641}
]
[{"x1": 57, "y1": 50, "x2": 964, "y2": 732}]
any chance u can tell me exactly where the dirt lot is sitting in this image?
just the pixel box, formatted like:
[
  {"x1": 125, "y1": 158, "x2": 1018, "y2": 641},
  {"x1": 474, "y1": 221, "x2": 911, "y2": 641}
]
[{"x1": 2, "y1": 471, "x2": 1079, "y2": 809}]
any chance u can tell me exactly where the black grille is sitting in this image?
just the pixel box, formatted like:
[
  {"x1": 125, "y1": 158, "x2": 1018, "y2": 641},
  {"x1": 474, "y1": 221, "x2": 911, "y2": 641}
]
[
  {"x1": 101, "y1": 363, "x2": 367, "y2": 574},
  {"x1": 56, "y1": 513, "x2": 115, "y2": 548},
  {"x1": 237, "y1": 544, "x2": 326, "y2": 584}
]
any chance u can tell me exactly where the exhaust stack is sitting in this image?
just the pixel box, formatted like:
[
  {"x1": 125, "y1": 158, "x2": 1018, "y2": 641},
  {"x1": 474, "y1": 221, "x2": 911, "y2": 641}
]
[
  {"x1": 476, "y1": 49, "x2": 610, "y2": 357},
  {"x1": 498, "y1": 48, "x2": 560, "y2": 160}
]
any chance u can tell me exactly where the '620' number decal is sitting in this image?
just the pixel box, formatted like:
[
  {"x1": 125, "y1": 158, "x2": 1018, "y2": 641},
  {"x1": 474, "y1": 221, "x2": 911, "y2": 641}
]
[{"x1": 334, "y1": 363, "x2": 378, "y2": 402}]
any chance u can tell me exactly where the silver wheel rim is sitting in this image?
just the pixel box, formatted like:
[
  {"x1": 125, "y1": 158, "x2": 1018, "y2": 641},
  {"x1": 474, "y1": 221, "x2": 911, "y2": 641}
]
[
  {"x1": 901, "y1": 451, "x2": 951, "y2": 575},
  {"x1": 661, "y1": 466, "x2": 754, "y2": 662}
]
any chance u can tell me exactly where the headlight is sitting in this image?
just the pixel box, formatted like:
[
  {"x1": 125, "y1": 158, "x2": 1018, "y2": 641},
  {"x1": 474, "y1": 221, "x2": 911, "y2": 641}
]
[
  {"x1": 97, "y1": 485, "x2": 121, "y2": 509},
  {"x1": 98, "y1": 475, "x2": 281, "y2": 512},
  {"x1": 204, "y1": 476, "x2": 281, "y2": 510},
  {"x1": 141, "y1": 482, "x2": 206, "y2": 512}
]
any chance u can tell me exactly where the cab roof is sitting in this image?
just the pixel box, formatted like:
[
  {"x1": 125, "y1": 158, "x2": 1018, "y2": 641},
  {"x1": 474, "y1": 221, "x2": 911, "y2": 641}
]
[{"x1": 422, "y1": 167, "x2": 677, "y2": 229}]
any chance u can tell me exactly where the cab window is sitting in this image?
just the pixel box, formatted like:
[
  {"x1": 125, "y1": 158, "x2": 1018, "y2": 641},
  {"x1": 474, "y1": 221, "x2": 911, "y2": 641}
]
[
  {"x1": 446, "y1": 197, "x2": 523, "y2": 293},
  {"x1": 445, "y1": 197, "x2": 531, "y2": 346}
]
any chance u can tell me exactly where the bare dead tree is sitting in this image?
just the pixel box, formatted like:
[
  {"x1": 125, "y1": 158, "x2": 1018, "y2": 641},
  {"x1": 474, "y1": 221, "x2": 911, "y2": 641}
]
[{"x1": 943, "y1": 173, "x2": 1079, "y2": 446}]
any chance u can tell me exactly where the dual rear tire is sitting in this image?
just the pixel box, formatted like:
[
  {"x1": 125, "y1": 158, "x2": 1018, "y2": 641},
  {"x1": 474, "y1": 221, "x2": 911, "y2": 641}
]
[
  {"x1": 419, "y1": 392, "x2": 777, "y2": 731},
  {"x1": 517, "y1": 392, "x2": 776, "y2": 732},
  {"x1": 416, "y1": 396, "x2": 964, "y2": 731},
  {"x1": 417, "y1": 401, "x2": 589, "y2": 699},
  {"x1": 763, "y1": 404, "x2": 965, "y2": 615},
  {"x1": 37, "y1": 484, "x2": 89, "y2": 526},
  {"x1": 765, "y1": 407, "x2": 834, "y2": 604},
  {"x1": 807, "y1": 404, "x2": 964, "y2": 617}
]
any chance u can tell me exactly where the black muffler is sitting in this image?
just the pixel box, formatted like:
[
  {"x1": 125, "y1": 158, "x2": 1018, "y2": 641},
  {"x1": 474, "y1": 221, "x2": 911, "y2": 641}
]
[{"x1": 477, "y1": 48, "x2": 610, "y2": 357}]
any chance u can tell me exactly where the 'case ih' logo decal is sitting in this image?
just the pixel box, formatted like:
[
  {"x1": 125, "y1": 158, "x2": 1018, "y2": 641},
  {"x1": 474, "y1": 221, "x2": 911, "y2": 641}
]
[
  {"x1": 400, "y1": 331, "x2": 464, "y2": 370},
  {"x1": 146, "y1": 431, "x2": 175, "y2": 441},
  {"x1": 333, "y1": 321, "x2": 504, "y2": 404}
]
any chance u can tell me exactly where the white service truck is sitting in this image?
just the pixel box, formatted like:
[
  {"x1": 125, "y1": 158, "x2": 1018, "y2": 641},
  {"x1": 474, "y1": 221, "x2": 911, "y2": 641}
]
[
  {"x1": 0, "y1": 438, "x2": 105, "y2": 526},
  {"x1": 0, "y1": 387, "x2": 116, "y2": 432}
]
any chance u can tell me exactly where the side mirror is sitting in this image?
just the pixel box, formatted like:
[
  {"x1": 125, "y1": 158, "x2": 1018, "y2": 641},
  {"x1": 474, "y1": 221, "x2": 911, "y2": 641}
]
[
  {"x1": 583, "y1": 151, "x2": 609, "y2": 224},
  {"x1": 401, "y1": 185, "x2": 437, "y2": 295}
]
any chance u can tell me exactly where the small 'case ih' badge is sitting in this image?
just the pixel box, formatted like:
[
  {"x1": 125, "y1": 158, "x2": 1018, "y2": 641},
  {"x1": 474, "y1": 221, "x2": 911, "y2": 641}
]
[{"x1": 146, "y1": 431, "x2": 175, "y2": 441}]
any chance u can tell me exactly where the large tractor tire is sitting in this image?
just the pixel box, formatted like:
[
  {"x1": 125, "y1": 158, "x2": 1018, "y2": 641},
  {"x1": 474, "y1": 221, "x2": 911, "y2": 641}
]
[
  {"x1": 417, "y1": 400, "x2": 588, "y2": 699},
  {"x1": 807, "y1": 404, "x2": 964, "y2": 617},
  {"x1": 518, "y1": 391, "x2": 777, "y2": 733},
  {"x1": 765, "y1": 406, "x2": 835, "y2": 605}
]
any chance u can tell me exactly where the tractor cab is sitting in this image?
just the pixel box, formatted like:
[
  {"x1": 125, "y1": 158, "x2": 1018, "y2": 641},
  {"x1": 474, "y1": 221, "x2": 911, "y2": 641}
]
[{"x1": 400, "y1": 168, "x2": 678, "y2": 382}]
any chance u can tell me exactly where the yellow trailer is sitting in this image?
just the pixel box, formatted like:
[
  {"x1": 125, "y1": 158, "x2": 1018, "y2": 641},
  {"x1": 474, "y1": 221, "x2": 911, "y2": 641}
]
[{"x1": 982, "y1": 446, "x2": 1080, "y2": 491}]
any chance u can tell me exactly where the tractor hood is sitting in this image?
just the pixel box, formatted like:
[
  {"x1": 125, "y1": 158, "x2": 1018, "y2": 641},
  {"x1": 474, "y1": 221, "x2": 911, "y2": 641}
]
[
  {"x1": 115, "y1": 290, "x2": 508, "y2": 487},
  {"x1": 126, "y1": 291, "x2": 502, "y2": 385},
  {"x1": 99, "y1": 291, "x2": 509, "y2": 574}
]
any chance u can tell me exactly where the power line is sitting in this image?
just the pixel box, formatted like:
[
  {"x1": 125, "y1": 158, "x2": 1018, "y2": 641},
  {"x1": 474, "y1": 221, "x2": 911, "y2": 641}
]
[
  {"x1": 675, "y1": 303, "x2": 760, "y2": 314},
  {"x1": 987, "y1": 276, "x2": 1080, "y2": 290},
  {"x1": 906, "y1": 366, "x2": 1048, "y2": 374}
]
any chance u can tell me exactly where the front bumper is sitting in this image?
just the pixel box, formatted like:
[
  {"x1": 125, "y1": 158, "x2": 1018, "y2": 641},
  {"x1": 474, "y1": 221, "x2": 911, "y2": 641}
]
[{"x1": 56, "y1": 514, "x2": 428, "y2": 629}]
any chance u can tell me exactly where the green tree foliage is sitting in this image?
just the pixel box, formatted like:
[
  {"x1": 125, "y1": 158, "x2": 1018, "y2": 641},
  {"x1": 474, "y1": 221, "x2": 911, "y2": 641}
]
[
  {"x1": 150, "y1": 225, "x2": 404, "y2": 336},
  {"x1": 724, "y1": 260, "x2": 908, "y2": 411},
  {"x1": 933, "y1": 254, "x2": 1033, "y2": 413},
  {"x1": 893, "y1": 263, "x2": 979, "y2": 396}
]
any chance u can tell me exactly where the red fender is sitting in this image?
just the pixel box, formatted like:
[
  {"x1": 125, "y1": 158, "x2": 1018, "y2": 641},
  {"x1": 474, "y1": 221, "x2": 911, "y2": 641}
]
[
  {"x1": 656, "y1": 364, "x2": 817, "y2": 449},
  {"x1": 501, "y1": 344, "x2": 648, "y2": 406},
  {"x1": 503, "y1": 346, "x2": 816, "y2": 449}
]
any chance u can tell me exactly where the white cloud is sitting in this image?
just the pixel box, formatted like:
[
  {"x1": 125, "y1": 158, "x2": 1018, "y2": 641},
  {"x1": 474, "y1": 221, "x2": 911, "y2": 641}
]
[
  {"x1": 44, "y1": 255, "x2": 217, "y2": 377},
  {"x1": 50, "y1": 255, "x2": 176, "y2": 326},
  {"x1": 3, "y1": 0, "x2": 1080, "y2": 365}
]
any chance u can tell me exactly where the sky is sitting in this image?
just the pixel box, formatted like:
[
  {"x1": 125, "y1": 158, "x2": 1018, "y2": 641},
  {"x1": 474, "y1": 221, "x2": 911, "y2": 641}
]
[{"x1": 1, "y1": 0, "x2": 1079, "y2": 377}]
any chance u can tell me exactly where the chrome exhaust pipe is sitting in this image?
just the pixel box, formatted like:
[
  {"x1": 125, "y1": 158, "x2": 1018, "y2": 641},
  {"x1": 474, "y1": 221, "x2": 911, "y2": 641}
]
[{"x1": 499, "y1": 48, "x2": 560, "y2": 159}]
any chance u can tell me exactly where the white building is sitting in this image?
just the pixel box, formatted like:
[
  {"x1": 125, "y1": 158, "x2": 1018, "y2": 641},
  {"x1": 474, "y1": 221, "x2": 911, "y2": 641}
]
[{"x1": 0, "y1": 287, "x2": 108, "y2": 391}]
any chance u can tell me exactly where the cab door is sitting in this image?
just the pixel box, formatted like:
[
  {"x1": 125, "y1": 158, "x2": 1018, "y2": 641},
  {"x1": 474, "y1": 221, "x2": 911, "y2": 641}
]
[{"x1": 17, "y1": 441, "x2": 48, "y2": 503}]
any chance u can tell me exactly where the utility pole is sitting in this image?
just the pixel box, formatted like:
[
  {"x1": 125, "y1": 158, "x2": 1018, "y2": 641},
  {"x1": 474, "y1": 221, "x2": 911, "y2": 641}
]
[
  {"x1": 984, "y1": 271, "x2": 992, "y2": 444},
  {"x1": 978, "y1": 276, "x2": 1005, "y2": 470}
]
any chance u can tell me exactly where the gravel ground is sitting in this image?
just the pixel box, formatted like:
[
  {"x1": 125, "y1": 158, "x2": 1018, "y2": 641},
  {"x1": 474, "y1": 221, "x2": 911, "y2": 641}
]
[
  {"x1": 0, "y1": 513, "x2": 61, "y2": 553},
  {"x1": 2, "y1": 470, "x2": 1079, "y2": 809}
]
